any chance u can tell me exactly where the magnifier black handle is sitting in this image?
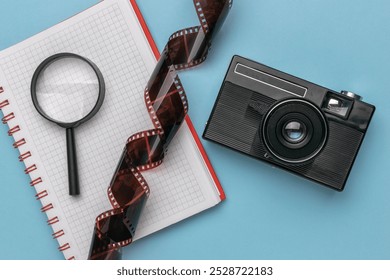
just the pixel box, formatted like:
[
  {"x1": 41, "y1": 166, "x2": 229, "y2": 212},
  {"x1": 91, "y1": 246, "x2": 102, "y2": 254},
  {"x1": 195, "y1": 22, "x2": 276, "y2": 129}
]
[{"x1": 66, "y1": 128, "x2": 80, "y2": 196}]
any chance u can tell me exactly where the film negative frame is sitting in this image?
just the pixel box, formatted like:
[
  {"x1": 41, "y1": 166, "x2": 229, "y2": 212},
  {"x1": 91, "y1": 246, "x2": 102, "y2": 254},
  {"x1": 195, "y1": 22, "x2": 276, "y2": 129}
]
[{"x1": 88, "y1": 0, "x2": 233, "y2": 260}]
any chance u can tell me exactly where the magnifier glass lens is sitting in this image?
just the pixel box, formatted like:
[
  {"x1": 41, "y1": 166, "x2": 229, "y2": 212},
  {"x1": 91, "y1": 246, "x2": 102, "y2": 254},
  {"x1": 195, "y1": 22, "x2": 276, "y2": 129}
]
[{"x1": 35, "y1": 57, "x2": 100, "y2": 123}]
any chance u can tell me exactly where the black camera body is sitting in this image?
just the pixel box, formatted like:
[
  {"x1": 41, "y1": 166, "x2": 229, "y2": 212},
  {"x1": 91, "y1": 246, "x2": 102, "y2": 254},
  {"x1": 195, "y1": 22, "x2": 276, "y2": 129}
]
[{"x1": 203, "y1": 55, "x2": 375, "y2": 191}]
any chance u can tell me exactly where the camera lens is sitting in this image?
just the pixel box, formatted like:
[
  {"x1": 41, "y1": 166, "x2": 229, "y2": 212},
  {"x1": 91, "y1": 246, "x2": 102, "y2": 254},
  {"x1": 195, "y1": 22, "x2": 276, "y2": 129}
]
[
  {"x1": 282, "y1": 121, "x2": 306, "y2": 143},
  {"x1": 261, "y1": 99, "x2": 328, "y2": 165}
]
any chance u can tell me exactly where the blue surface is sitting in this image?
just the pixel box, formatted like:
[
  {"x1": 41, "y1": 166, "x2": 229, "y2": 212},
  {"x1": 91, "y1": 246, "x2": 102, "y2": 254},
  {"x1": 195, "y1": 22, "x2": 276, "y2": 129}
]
[{"x1": 0, "y1": 0, "x2": 389, "y2": 260}]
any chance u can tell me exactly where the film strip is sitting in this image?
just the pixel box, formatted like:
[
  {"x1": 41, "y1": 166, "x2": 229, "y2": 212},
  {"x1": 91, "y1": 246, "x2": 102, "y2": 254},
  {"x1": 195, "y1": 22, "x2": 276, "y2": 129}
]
[{"x1": 88, "y1": 0, "x2": 233, "y2": 260}]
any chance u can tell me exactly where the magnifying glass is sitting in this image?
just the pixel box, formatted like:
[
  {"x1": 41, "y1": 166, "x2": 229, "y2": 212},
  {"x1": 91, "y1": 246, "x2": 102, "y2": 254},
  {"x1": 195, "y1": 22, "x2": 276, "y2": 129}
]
[{"x1": 31, "y1": 53, "x2": 105, "y2": 196}]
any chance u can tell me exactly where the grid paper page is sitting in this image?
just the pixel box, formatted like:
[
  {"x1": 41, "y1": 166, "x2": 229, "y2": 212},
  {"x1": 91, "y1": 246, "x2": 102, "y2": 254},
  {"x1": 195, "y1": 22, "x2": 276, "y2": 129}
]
[{"x1": 0, "y1": 0, "x2": 220, "y2": 259}]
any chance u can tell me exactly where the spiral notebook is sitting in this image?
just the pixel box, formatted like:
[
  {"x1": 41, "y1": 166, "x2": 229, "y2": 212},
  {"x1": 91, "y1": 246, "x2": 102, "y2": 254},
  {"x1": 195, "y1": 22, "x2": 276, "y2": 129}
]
[{"x1": 0, "y1": 0, "x2": 225, "y2": 260}]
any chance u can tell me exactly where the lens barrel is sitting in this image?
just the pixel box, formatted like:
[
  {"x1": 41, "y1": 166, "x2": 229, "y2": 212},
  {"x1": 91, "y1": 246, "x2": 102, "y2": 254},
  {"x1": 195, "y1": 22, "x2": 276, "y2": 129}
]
[{"x1": 261, "y1": 99, "x2": 328, "y2": 164}]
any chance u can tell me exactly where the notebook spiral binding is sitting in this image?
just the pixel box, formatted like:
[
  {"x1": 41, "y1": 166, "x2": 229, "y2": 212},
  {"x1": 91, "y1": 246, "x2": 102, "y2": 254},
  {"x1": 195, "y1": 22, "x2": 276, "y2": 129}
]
[{"x1": 0, "y1": 85, "x2": 75, "y2": 260}]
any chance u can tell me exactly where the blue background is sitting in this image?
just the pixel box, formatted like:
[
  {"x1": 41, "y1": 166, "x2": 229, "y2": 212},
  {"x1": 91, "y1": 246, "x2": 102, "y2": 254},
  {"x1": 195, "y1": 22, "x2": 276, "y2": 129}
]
[{"x1": 0, "y1": 0, "x2": 389, "y2": 260}]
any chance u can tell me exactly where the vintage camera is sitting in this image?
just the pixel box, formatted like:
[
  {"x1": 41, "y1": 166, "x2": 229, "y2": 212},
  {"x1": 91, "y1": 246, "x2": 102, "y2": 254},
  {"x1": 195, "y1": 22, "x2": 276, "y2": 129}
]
[{"x1": 203, "y1": 55, "x2": 375, "y2": 191}]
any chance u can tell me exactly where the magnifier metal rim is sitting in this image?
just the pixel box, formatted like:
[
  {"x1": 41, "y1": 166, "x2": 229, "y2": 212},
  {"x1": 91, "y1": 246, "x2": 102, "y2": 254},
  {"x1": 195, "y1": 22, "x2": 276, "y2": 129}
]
[{"x1": 31, "y1": 52, "x2": 105, "y2": 128}]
